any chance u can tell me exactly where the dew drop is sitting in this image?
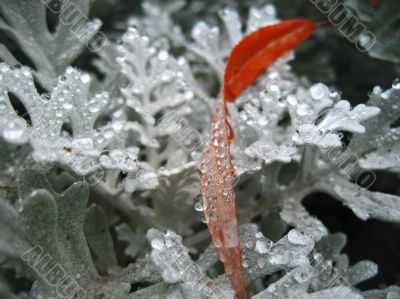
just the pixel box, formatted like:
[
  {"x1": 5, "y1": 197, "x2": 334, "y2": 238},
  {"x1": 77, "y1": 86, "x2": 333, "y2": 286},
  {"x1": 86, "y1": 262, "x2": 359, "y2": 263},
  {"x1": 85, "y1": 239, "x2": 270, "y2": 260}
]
[
  {"x1": 0, "y1": 64, "x2": 10, "y2": 72},
  {"x1": 242, "y1": 259, "x2": 249, "y2": 268},
  {"x1": 89, "y1": 102, "x2": 101, "y2": 113},
  {"x1": 268, "y1": 84, "x2": 280, "y2": 95},
  {"x1": 158, "y1": 50, "x2": 169, "y2": 61},
  {"x1": 132, "y1": 84, "x2": 144, "y2": 94},
  {"x1": 112, "y1": 121, "x2": 124, "y2": 131},
  {"x1": 2, "y1": 118, "x2": 28, "y2": 144},
  {"x1": 193, "y1": 194, "x2": 203, "y2": 211},
  {"x1": 22, "y1": 69, "x2": 30, "y2": 77},
  {"x1": 287, "y1": 94, "x2": 297, "y2": 105},
  {"x1": 161, "y1": 70, "x2": 175, "y2": 82},
  {"x1": 264, "y1": 4, "x2": 277, "y2": 16},
  {"x1": 192, "y1": 22, "x2": 206, "y2": 39},
  {"x1": 214, "y1": 237, "x2": 223, "y2": 248},
  {"x1": 310, "y1": 83, "x2": 329, "y2": 101},
  {"x1": 62, "y1": 102, "x2": 73, "y2": 110},
  {"x1": 392, "y1": 78, "x2": 400, "y2": 90},
  {"x1": 150, "y1": 238, "x2": 165, "y2": 250},
  {"x1": 104, "y1": 128, "x2": 114, "y2": 139},
  {"x1": 55, "y1": 110, "x2": 63, "y2": 118},
  {"x1": 66, "y1": 67, "x2": 74, "y2": 75},
  {"x1": 80, "y1": 73, "x2": 91, "y2": 84},
  {"x1": 184, "y1": 90, "x2": 194, "y2": 100},
  {"x1": 381, "y1": 90, "x2": 390, "y2": 99},
  {"x1": 41, "y1": 93, "x2": 51, "y2": 101},
  {"x1": 296, "y1": 104, "x2": 312, "y2": 116}
]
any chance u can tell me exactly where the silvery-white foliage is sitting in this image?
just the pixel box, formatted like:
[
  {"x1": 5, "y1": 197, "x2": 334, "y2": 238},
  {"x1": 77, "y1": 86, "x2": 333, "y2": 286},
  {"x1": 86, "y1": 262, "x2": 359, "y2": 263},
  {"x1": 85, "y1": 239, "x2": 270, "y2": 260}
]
[
  {"x1": 229, "y1": 54, "x2": 299, "y2": 174},
  {"x1": 188, "y1": 3, "x2": 279, "y2": 82},
  {"x1": 116, "y1": 223, "x2": 147, "y2": 259},
  {"x1": 140, "y1": 224, "x2": 347, "y2": 299},
  {"x1": 325, "y1": 174, "x2": 400, "y2": 222},
  {"x1": 127, "y1": 0, "x2": 185, "y2": 46},
  {"x1": 251, "y1": 266, "x2": 315, "y2": 299},
  {"x1": 249, "y1": 231, "x2": 376, "y2": 299},
  {"x1": 350, "y1": 83, "x2": 400, "y2": 172},
  {"x1": 91, "y1": 42, "x2": 124, "y2": 97},
  {"x1": 312, "y1": 233, "x2": 378, "y2": 292},
  {"x1": 280, "y1": 197, "x2": 328, "y2": 240},
  {"x1": 0, "y1": 64, "x2": 140, "y2": 176},
  {"x1": 147, "y1": 228, "x2": 235, "y2": 299},
  {"x1": 0, "y1": 0, "x2": 101, "y2": 90},
  {"x1": 0, "y1": 1, "x2": 399, "y2": 298},
  {"x1": 117, "y1": 26, "x2": 199, "y2": 155},
  {"x1": 293, "y1": 99, "x2": 380, "y2": 149},
  {"x1": 227, "y1": 67, "x2": 399, "y2": 236},
  {"x1": 227, "y1": 58, "x2": 378, "y2": 174},
  {"x1": 363, "y1": 286, "x2": 400, "y2": 299},
  {"x1": 124, "y1": 165, "x2": 159, "y2": 193},
  {"x1": 118, "y1": 27, "x2": 192, "y2": 128},
  {"x1": 197, "y1": 224, "x2": 314, "y2": 283},
  {"x1": 116, "y1": 25, "x2": 209, "y2": 212},
  {"x1": 251, "y1": 265, "x2": 364, "y2": 299}
]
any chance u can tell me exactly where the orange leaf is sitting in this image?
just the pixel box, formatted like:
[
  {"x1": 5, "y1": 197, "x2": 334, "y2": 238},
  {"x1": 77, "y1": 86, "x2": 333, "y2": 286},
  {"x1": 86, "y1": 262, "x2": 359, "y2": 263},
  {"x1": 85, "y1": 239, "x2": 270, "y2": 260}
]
[
  {"x1": 223, "y1": 19, "x2": 316, "y2": 102},
  {"x1": 200, "y1": 19, "x2": 318, "y2": 299}
]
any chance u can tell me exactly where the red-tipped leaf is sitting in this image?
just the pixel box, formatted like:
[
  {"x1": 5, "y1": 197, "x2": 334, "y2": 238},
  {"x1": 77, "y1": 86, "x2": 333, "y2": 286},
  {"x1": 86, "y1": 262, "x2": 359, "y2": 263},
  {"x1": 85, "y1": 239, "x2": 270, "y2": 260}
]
[{"x1": 223, "y1": 19, "x2": 316, "y2": 102}]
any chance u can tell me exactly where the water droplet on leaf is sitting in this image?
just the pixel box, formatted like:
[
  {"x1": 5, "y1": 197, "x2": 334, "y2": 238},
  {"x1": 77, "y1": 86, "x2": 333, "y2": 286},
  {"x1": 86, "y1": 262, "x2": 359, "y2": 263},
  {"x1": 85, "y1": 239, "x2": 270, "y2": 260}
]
[
  {"x1": 80, "y1": 73, "x2": 91, "y2": 84},
  {"x1": 150, "y1": 238, "x2": 165, "y2": 250},
  {"x1": 158, "y1": 50, "x2": 169, "y2": 61},
  {"x1": 392, "y1": 78, "x2": 400, "y2": 90},
  {"x1": 193, "y1": 194, "x2": 203, "y2": 211},
  {"x1": 310, "y1": 83, "x2": 329, "y2": 100}
]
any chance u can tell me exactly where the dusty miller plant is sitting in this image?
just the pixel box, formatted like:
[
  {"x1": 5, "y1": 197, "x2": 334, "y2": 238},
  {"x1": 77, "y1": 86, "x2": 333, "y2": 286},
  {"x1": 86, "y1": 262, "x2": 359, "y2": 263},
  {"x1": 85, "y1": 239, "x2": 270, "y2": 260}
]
[{"x1": 0, "y1": 0, "x2": 399, "y2": 298}]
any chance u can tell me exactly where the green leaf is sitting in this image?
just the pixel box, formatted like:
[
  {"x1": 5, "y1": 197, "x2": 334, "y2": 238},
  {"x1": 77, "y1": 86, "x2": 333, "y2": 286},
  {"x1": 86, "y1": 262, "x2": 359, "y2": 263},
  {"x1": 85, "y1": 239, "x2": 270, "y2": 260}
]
[
  {"x1": 20, "y1": 189, "x2": 58, "y2": 259},
  {"x1": 84, "y1": 204, "x2": 118, "y2": 272}
]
